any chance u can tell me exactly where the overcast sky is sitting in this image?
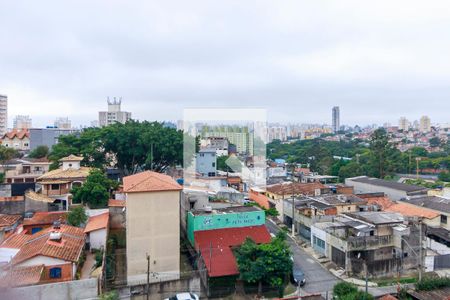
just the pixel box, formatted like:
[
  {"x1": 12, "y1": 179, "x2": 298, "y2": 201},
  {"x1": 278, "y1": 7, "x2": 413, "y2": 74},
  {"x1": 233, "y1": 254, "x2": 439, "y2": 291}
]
[{"x1": 1, "y1": 1, "x2": 450, "y2": 128}]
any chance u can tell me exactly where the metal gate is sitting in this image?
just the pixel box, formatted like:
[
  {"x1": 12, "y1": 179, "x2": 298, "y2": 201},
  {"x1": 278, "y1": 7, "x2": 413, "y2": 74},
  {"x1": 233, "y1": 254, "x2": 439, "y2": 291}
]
[{"x1": 332, "y1": 246, "x2": 346, "y2": 268}]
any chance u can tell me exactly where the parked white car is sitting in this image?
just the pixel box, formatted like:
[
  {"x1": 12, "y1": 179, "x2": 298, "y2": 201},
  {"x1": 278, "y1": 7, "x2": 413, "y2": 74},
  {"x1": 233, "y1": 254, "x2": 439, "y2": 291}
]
[{"x1": 165, "y1": 292, "x2": 199, "y2": 300}]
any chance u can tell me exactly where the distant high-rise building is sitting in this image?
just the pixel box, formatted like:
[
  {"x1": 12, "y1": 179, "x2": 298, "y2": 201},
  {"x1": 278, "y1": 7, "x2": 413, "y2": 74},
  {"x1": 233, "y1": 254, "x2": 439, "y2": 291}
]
[
  {"x1": 0, "y1": 94, "x2": 7, "y2": 135},
  {"x1": 419, "y1": 115, "x2": 431, "y2": 133},
  {"x1": 398, "y1": 117, "x2": 409, "y2": 131},
  {"x1": 54, "y1": 117, "x2": 72, "y2": 129},
  {"x1": 332, "y1": 106, "x2": 340, "y2": 133},
  {"x1": 98, "y1": 97, "x2": 132, "y2": 127},
  {"x1": 13, "y1": 115, "x2": 32, "y2": 130}
]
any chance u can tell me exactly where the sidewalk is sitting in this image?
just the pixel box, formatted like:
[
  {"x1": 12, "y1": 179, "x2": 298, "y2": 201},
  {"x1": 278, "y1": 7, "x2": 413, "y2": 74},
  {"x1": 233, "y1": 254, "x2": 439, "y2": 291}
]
[{"x1": 80, "y1": 252, "x2": 96, "y2": 279}]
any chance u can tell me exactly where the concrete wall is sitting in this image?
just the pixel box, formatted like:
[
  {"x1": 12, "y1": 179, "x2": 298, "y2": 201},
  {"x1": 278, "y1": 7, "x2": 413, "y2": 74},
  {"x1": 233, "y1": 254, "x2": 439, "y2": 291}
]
[
  {"x1": 89, "y1": 228, "x2": 107, "y2": 250},
  {"x1": 0, "y1": 184, "x2": 12, "y2": 197},
  {"x1": 0, "y1": 199, "x2": 24, "y2": 215},
  {"x1": 345, "y1": 179, "x2": 408, "y2": 201},
  {"x1": 126, "y1": 190, "x2": 180, "y2": 285},
  {"x1": 109, "y1": 206, "x2": 126, "y2": 229},
  {"x1": 126, "y1": 273, "x2": 204, "y2": 300},
  {"x1": 0, "y1": 278, "x2": 98, "y2": 300}
]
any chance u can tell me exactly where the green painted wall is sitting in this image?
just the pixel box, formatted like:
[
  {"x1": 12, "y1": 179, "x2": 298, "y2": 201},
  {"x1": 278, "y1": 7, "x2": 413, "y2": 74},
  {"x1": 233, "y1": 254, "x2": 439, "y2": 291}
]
[{"x1": 187, "y1": 209, "x2": 266, "y2": 245}]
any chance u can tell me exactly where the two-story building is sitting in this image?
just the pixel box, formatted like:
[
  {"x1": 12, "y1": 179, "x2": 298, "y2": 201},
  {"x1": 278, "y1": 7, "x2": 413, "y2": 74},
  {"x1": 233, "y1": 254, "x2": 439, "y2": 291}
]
[
  {"x1": 36, "y1": 155, "x2": 91, "y2": 210},
  {"x1": 124, "y1": 171, "x2": 182, "y2": 285},
  {"x1": 196, "y1": 149, "x2": 217, "y2": 177},
  {"x1": 283, "y1": 194, "x2": 367, "y2": 241},
  {"x1": 0, "y1": 158, "x2": 51, "y2": 184},
  {"x1": 0, "y1": 129, "x2": 30, "y2": 151},
  {"x1": 311, "y1": 212, "x2": 423, "y2": 278}
]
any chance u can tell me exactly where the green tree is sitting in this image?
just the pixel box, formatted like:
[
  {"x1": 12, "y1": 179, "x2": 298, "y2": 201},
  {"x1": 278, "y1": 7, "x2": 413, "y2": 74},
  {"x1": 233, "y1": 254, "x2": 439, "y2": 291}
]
[
  {"x1": 28, "y1": 145, "x2": 49, "y2": 159},
  {"x1": 236, "y1": 231, "x2": 293, "y2": 297},
  {"x1": 429, "y1": 137, "x2": 442, "y2": 148},
  {"x1": 0, "y1": 145, "x2": 19, "y2": 164},
  {"x1": 72, "y1": 169, "x2": 117, "y2": 208},
  {"x1": 67, "y1": 206, "x2": 88, "y2": 227},
  {"x1": 338, "y1": 162, "x2": 362, "y2": 181},
  {"x1": 367, "y1": 128, "x2": 401, "y2": 178},
  {"x1": 439, "y1": 171, "x2": 450, "y2": 182},
  {"x1": 333, "y1": 282, "x2": 373, "y2": 300}
]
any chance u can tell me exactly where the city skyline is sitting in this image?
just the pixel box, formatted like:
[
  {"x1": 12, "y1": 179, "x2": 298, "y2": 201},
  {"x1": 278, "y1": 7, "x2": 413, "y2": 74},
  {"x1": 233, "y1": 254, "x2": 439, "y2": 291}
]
[{"x1": 2, "y1": 1, "x2": 450, "y2": 127}]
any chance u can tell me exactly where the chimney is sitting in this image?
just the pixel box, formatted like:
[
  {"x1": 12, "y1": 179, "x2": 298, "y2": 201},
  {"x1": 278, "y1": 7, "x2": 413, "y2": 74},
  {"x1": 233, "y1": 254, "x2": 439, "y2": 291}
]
[{"x1": 53, "y1": 220, "x2": 61, "y2": 230}]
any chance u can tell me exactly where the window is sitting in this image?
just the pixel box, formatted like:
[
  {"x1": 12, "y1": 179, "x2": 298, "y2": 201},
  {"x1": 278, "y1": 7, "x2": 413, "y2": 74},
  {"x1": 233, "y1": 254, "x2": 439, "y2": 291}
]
[
  {"x1": 441, "y1": 215, "x2": 448, "y2": 224},
  {"x1": 347, "y1": 206, "x2": 351, "y2": 211},
  {"x1": 31, "y1": 227, "x2": 42, "y2": 234},
  {"x1": 212, "y1": 162, "x2": 215, "y2": 167},
  {"x1": 51, "y1": 184, "x2": 60, "y2": 190},
  {"x1": 49, "y1": 267, "x2": 62, "y2": 279}
]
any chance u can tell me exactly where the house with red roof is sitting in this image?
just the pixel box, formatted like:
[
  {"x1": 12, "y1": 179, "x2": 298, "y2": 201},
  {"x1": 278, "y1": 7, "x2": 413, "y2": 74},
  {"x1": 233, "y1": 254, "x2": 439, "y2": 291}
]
[
  {"x1": 22, "y1": 211, "x2": 67, "y2": 235},
  {"x1": 0, "y1": 223, "x2": 85, "y2": 284},
  {"x1": 123, "y1": 171, "x2": 182, "y2": 285},
  {"x1": 0, "y1": 129, "x2": 30, "y2": 151},
  {"x1": 187, "y1": 205, "x2": 271, "y2": 295},
  {"x1": 84, "y1": 212, "x2": 109, "y2": 250}
]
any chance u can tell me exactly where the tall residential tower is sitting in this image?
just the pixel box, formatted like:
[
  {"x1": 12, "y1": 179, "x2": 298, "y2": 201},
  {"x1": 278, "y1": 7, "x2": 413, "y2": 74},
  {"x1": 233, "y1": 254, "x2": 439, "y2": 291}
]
[
  {"x1": 98, "y1": 97, "x2": 132, "y2": 127},
  {"x1": 332, "y1": 106, "x2": 340, "y2": 133},
  {"x1": 0, "y1": 94, "x2": 7, "y2": 135}
]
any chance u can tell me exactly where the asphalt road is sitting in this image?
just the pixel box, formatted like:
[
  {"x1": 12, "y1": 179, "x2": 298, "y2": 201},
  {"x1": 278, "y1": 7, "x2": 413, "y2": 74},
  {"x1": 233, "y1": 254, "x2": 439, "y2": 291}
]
[{"x1": 265, "y1": 220, "x2": 340, "y2": 296}]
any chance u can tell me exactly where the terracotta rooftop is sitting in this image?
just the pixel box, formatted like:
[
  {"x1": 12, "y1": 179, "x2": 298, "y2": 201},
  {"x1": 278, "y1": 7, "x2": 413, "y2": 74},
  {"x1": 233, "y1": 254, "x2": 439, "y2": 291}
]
[
  {"x1": 0, "y1": 214, "x2": 21, "y2": 230},
  {"x1": 1, "y1": 129, "x2": 29, "y2": 140},
  {"x1": 37, "y1": 166, "x2": 91, "y2": 181},
  {"x1": 266, "y1": 182, "x2": 327, "y2": 196},
  {"x1": 8, "y1": 224, "x2": 85, "y2": 265},
  {"x1": 108, "y1": 199, "x2": 125, "y2": 207},
  {"x1": 84, "y1": 212, "x2": 109, "y2": 233},
  {"x1": 0, "y1": 196, "x2": 24, "y2": 202},
  {"x1": 25, "y1": 190, "x2": 55, "y2": 203},
  {"x1": 194, "y1": 225, "x2": 271, "y2": 277},
  {"x1": 123, "y1": 171, "x2": 182, "y2": 193},
  {"x1": 23, "y1": 211, "x2": 67, "y2": 226},
  {"x1": 386, "y1": 202, "x2": 440, "y2": 219},
  {"x1": 363, "y1": 196, "x2": 394, "y2": 210},
  {"x1": 59, "y1": 154, "x2": 84, "y2": 162},
  {"x1": 379, "y1": 295, "x2": 398, "y2": 300},
  {"x1": 0, "y1": 264, "x2": 44, "y2": 288}
]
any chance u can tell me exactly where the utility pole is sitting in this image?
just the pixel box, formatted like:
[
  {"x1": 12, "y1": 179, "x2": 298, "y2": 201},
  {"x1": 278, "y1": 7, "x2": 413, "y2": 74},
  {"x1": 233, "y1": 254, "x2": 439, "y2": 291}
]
[
  {"x1": 291, "y1": 164, "x2": 295, "y2": 237},
  {"x1": 416, "y1": 157, "x2": 421, "y2": 179},
  {"x1": 146, "y1": 253, "x2": 150, "y2": 300},
  {"x1": 365, "y1": 260, "x2": 368, "y2": 299},
  {"x1": 418, "y1": 219, "x2": 423, "y2": 282}
]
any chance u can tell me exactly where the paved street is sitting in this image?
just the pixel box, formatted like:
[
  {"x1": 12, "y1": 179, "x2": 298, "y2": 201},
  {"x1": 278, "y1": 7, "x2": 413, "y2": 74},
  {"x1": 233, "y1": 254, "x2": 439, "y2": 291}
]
[{"x1": 265, "y1": 220, "x2": 340, "y2": 295}]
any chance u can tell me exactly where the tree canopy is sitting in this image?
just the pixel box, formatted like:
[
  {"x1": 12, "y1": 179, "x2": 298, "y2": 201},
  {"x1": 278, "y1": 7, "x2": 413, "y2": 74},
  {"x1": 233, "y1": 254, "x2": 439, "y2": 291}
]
[
  {"x1": 28, "y1": 145, "x2": 49, "y2": 159},
  {"x1": 67, "y1": 206, "x2": 88, "y2": 227},
  {"x1": 236, "y1": 231, "x2": 293, "y2": 297},
  {"x1": 49, "y1": 121, "x2": 184, "y2": 175},
  {"x1": 71, "y1": 169, "x2": 117, "y2": 208}
]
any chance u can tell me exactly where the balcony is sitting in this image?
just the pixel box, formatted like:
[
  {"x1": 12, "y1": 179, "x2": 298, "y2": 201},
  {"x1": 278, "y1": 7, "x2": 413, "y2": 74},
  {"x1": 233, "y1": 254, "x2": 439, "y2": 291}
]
[{"x1": 347, "y1": 235, "x2": 394, "y2": 251}]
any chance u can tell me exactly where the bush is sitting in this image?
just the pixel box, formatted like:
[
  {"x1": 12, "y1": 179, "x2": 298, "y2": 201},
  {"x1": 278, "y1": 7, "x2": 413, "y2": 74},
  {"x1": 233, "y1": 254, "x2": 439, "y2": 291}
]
[
  {"x1": 416, "y1": 276, "x2": 450, "y2": 291},
  {"x1": 94, "y1": 249, "x2": 104, "y2": 268},
  {"x1": 333, "y1": 282, "x2": 358, "y2": 299},
  {"x1": 67, "y1": 206, "x2": 88, "y2": 227},
  {"x1": 100, "y1": 290, "x2": 119, "y2": 300}
]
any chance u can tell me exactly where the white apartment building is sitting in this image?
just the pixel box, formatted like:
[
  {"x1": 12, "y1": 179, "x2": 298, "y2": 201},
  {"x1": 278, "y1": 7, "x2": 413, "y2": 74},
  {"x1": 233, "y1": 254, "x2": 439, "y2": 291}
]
[
  {"x1": 420, "y1": 115, "x2": 431, "y2": 133},
  {"x1": 0, "y1": 95, "x2": 7, "y2": 135},
  {"x1": 398, "y1": 117, "x2": 409, "y2": 131},
  {"x1": 54, "y1": 117, "x2": 72, "y2": 129},
  {"x1": 98, "y1": 97, "x2": 132, "y2": 127},
  {"x1": 13, "y1": 115, "x2": 32, "y2": 130}
]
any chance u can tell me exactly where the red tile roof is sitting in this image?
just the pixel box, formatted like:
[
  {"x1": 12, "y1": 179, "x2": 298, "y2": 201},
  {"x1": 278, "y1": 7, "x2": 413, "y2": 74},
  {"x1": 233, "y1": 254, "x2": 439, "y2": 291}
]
[
  {"x1": 386, "y1": 202, "x2": 440, "y2": 219},
  {"x1": 23, "y1": 211, "x2": 67, "y2": 226},
  {"x1": 0, "y1": 264, "x2": 44, "y2": 288},
  {"x1": 266, "y1": 182, "x2": 326, "y2": 196},
  {"x1": 0, "y1": 214, "x2": 21, "y2": 229},
  {"x1": 84, "y1": 212, "x2": 109, "y2": 233},
  {"x1": 1, "y1": 129, "x2": 30, "y2": 140},
  {"x1": 108, "y1": 199, "x2": 126, "y2": 207},
  {"x1": 363, "y1": 196, "x2": 394, "y2": 210},
  {"x1": 379, "y1": 295, "x2": 398, "y2": 300},
  {"x1": 194, "y1": 225, "x2": 271, "y2": 277},
  {"x1": 123, "y1": 171, "x2": 182, "y2": 193},
  {"x1": 1, "y1": 224, "x2": 85, "y2": 265}
]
